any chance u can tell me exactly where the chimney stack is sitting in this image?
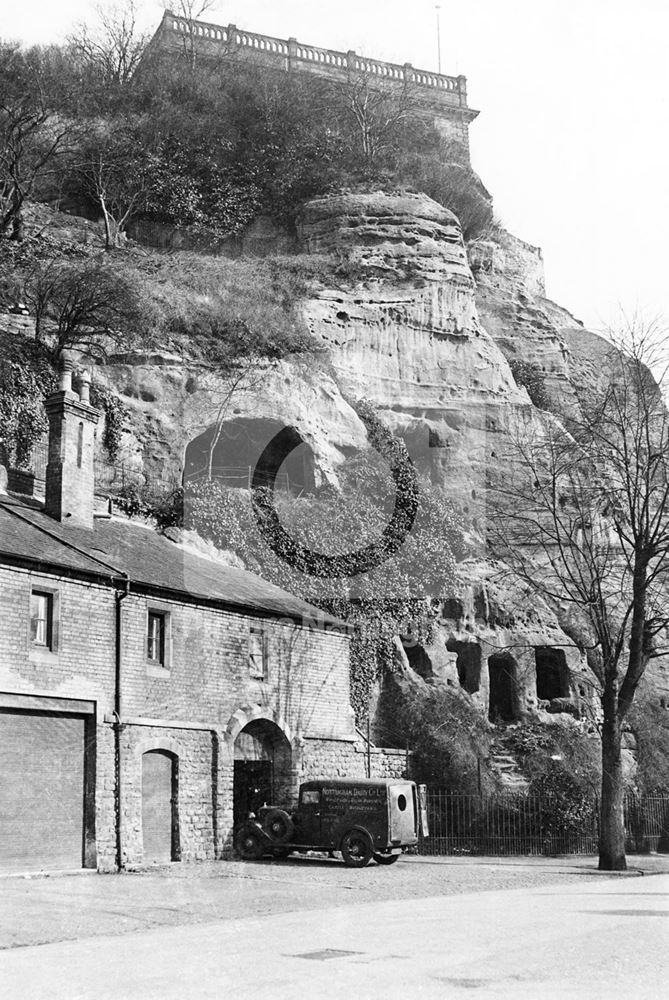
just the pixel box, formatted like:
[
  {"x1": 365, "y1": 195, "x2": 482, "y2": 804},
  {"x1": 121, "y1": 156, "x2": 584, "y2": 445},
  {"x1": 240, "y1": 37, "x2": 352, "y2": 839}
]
[{"x1": 44, "y1": 352, "x2": 99, "y2": 529}]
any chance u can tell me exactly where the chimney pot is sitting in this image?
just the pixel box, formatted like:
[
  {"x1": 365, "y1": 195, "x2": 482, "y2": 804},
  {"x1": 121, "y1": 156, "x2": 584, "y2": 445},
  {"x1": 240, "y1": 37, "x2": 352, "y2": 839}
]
[
  {"x1": 77, "y1": 369, "x2": 92, "y2": 405},
  {"x1": 59, "y1": 351, "x2": 76, "y2": 393}
]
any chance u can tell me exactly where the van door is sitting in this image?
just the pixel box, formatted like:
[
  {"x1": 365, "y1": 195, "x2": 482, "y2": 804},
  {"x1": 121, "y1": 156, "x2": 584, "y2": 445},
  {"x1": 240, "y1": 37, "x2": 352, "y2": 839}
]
[
  {"x1": 297, "y1": 787, "x2": 322, "y2": 845},
  {"x1": 388, "y1": 782, "x2": 417, "y2": 845}
]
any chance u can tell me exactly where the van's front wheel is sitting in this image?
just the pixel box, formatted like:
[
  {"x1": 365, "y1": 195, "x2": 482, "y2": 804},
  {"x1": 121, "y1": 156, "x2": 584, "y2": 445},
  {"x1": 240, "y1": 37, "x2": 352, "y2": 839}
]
[{"x1": 341, "y1": 828, "x2": 374, "y2": 868}]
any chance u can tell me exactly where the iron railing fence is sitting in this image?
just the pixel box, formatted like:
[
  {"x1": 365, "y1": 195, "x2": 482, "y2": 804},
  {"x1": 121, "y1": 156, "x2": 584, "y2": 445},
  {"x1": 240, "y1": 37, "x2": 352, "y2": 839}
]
[
  {"x1": 184, "y1": 465, "x2": 291, "y2": 492},
  {"x1": 419, "y1": 790, "x2": 669, "y2": 857},
  {"x1": 624, "y1": 794, "x2": 669, "y2": 854}
]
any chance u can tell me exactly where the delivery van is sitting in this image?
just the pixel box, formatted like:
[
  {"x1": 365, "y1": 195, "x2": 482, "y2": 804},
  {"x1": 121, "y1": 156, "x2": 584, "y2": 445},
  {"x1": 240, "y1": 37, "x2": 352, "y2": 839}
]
[{"x1": 235, "y1": 777, "x2": 428, "y2": 868}]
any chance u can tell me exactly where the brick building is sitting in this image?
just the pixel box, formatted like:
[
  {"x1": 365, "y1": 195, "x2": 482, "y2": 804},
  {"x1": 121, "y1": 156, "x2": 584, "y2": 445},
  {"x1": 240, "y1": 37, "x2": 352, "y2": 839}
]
[{"x1": 0, "y1": 357, "x2": 406, "y2": 873}]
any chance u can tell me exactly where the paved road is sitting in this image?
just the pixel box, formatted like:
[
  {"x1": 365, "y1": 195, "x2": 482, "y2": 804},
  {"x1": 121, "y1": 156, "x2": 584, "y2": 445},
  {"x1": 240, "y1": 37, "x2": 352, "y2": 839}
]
[{"x1": 2, "y1": 870, "x2": 667, "y2": 999}]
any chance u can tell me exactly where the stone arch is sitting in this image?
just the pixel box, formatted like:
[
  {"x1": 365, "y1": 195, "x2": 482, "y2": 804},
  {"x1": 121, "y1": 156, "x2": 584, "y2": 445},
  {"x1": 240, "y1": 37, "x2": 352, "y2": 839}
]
[
  {"x1": 224, "y1": 704, "x2": 294, "y2": 751},
  {"x1": 184, "y1": 417, "x2": 316, "y2": 494},
  {"x1": 228, "y1": 709, "x2": 295, "y2": 826},
  {"x1": 135, "y1": 734, "x2": 182, "y2": 758}
]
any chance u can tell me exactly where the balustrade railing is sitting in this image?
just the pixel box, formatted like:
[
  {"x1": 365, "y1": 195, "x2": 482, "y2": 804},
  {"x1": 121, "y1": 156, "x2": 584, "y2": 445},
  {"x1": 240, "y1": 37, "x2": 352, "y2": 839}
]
[{"x1": 162, "y1": 13, "x2": 468, "y2": 105}]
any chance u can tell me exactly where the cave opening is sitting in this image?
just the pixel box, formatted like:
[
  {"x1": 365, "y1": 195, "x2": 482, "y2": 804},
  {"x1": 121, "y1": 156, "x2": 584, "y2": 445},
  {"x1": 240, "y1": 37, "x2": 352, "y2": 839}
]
[
  {"x1": 535, "y1": 647, "x2": 570, "y2": 701},
  {"x1": 488, "y1": 653, "x2": 518, "y2": 723},
  {"x1": 184, "y1": 418, "x2": 315, "y2": 495},
  {"x1": 401, "y1": 639, "x2": 433, "y2": 681},
  {"x1": 446, "y1": 639, "x2": 481, "y2": 694}
]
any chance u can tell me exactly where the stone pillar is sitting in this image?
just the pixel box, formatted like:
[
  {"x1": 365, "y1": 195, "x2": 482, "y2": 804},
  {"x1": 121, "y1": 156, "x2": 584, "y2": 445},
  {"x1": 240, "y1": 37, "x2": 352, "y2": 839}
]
[{"x1": 457, "y1": 74, "x2": 467, "y2": 106}]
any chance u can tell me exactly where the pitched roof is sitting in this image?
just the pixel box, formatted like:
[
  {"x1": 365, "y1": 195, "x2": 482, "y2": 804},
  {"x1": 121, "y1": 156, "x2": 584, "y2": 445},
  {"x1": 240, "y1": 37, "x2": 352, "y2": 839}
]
[{"x1": 0, "y1": 495, "x2": 348, "y2": 630}]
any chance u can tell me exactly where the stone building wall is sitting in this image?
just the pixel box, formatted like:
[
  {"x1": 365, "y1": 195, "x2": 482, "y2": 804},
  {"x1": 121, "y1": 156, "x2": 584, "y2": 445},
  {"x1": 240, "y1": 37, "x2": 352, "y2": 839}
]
[{"x1": 0, "y1": 557, "x2": 406, "y2": 870}]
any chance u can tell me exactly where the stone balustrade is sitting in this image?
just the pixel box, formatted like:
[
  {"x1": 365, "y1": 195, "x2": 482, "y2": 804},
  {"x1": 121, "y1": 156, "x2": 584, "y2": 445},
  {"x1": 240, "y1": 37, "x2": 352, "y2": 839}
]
[{"x1": 158, "y1": 12, "x2": 470, "y2": 108}]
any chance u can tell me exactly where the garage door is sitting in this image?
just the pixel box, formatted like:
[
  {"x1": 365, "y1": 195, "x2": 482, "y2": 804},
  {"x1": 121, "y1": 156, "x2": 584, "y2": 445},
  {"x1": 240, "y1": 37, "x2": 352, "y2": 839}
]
[{"x1": 0, "y1": 710, "x2": 86, "y2": 872}]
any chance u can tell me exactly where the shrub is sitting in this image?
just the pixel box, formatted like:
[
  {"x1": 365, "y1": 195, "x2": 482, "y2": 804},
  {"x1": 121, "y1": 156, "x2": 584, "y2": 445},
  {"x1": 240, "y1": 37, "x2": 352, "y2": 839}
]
[
  {"x1": 509, "y1": 359, "x2": 550, "y2": 410},
  {"x1": 0, "y1": 339, "x2": 55, "y2": 467},
  {"x1": 393, "y1": 155, "x2": 494, "y2": 241},
  {"x1": 387, "y1": 685, "x2": 494, "y2": 793},
  {"x1": 629, "y1": 697, "x2": 669, "y2": 793}
]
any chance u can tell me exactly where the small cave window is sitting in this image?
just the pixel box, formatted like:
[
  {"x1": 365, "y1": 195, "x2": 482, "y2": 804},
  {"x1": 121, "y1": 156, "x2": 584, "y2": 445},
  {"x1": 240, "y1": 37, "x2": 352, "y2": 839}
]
[
  {"x1": 447, "y1": 639, "x2": 481, "y2": 694},
  {"x1": 442, "y1": 598, "x2": 464, "y2": 622},
  {"x1": 535, "y1": 647, "x2": 570, "y2": 701}
]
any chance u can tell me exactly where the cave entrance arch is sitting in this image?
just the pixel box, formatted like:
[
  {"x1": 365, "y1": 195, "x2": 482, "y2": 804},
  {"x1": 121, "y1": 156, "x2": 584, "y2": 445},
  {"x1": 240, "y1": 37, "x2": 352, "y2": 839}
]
[
  {"x1": 447, "y1": 639, "x2": 481, "y2": 694},
  {"x1": 233, "y1": 720, "x2": 292, "y2": 827},
  {"x1": 185, "y1": 418, "x2": 315, "y2": 494},
  {"x1": 535, "y1": 647, "x2": 570, "y2": 701},
  {"x1": 488, "y1": 653, "x2": 518, "y2": 723}
]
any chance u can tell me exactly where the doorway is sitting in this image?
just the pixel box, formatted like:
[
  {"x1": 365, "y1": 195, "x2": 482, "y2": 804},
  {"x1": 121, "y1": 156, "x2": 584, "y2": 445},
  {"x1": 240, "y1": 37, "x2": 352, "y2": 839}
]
[
  {"x1": 488, "y1": 654, "x2": 517, "y2": 723},
  {"x1": 233, "y1": 720, "x2": 292, "y2": 829},
  {"x1": 142, "y1": 750, "x2": 179, "y2": 863}
]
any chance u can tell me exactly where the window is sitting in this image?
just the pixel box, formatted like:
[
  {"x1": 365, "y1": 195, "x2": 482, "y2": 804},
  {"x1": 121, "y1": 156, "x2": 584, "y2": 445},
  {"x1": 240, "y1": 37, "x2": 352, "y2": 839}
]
[
  {"x1": 248, "y1": 627, "x2": 267, "y2": 680},
  {"x1": 30, "y1": 590, "x2": 54, "y2": 649},
  {"x1": 147, "y1": 611, "x2": 166, "y2": 665},
  {"x1": 301, "y1": 789, "x2": 320, "y2": 806}
]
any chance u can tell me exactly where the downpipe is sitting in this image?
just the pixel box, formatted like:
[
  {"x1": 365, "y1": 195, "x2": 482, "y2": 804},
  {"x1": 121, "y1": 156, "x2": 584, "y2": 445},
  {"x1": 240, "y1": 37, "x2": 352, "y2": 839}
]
[{"x1": 114, "y1": 577, "x2": 130, "y2": 870}]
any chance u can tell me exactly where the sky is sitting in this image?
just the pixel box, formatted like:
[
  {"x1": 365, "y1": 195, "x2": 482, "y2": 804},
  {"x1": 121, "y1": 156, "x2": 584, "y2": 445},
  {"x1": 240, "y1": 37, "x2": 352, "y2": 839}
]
[{"x1": 2, "y1": 0, "x2": 669, "y2": 335}]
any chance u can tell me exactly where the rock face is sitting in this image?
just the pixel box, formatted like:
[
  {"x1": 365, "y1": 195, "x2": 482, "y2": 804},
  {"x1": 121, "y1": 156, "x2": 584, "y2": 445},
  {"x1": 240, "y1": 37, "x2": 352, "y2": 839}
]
[
  {"x1": 104, "y1": 190, "x2": 540, "y2": 507},
  {"x1": 99, "y1": 188, "x2": 622, "y2": 732},
  {"x1": 296, "y1": 192, "x2": 533, "y2": 504}
]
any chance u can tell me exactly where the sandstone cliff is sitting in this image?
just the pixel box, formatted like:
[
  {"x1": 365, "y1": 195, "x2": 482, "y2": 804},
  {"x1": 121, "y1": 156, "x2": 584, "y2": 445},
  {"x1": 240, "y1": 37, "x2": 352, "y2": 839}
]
[{"x1": 95, "y1": 188, "x2": 630, "y2": 748}]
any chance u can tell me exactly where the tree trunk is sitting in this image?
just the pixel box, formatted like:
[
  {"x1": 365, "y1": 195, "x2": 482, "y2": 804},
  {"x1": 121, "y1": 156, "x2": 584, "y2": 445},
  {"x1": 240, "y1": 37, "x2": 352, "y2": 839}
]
[
  {"x1": 10, "y1": 203, "x2": 24, "y2": 241},
  {"x1": 599, "y1": 679, "x2": 627, "y2": 870}
]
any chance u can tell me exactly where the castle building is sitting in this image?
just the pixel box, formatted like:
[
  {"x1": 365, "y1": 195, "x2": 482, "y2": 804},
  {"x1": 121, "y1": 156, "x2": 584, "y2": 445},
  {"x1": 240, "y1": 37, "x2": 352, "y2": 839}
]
[{"x1": 0, "y1": 356, "x2": 405, "y2": 873}]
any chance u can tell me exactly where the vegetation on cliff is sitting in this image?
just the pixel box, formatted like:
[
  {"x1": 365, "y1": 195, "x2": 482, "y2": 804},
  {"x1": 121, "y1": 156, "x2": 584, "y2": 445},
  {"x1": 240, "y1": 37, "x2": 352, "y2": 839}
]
[{"x1": 0, "y1": 17, "x2": 492, "y2": 250}]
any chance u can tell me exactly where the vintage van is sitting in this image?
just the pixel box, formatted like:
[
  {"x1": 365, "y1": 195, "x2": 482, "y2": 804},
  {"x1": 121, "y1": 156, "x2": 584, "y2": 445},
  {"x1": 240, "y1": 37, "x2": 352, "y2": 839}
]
[{"x1": 235, "y1": 777, "x2": 428, "y2": 867}]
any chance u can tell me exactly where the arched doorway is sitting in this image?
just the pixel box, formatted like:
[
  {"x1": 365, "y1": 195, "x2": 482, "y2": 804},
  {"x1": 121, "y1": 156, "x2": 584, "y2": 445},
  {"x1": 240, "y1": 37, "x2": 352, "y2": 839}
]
[
  {"x1": 233, "y1": 720, "x2": 292, "y2": 828},
  {"x1": 142, "y1": 750, "x2": 179, "y2": 863},
  {"x1": 488, "y1": 654, "x2": 518, "y2": 723}
]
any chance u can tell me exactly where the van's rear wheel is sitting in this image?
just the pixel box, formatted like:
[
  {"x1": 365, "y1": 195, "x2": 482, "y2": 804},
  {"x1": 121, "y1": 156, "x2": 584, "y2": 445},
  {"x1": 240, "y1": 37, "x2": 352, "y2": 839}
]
[
  {"x1": 341, "y1": 828, "x2": 374, "y2": 868},
  {"x1": 373, "y1": 851, "x2": 400, "y2": 865}
]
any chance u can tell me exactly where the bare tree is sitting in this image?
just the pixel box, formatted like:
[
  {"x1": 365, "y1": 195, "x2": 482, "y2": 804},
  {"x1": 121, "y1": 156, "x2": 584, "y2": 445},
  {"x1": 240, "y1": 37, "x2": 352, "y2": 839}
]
[
  {"x1": 164, "y1": 1, "x2": 223, "y2": 68},
  {"x1": 490, "y1": 325, "x2": 669, "y2": 870},
  {"x1": 335, "y1": 68, "x2": 419, "y2": 167},
  {"x1": 68, "y1": 1, "x2": 149, "y2": 86},
  {"x1": 20, "y1": 258, "x2": 147, "y2": 359},
  {"x1": 78, "y1": 123, "x2": 155, "y2": 249},
  {"x1": 0, "y1": 44, "x2": 69, "y2": 240}
]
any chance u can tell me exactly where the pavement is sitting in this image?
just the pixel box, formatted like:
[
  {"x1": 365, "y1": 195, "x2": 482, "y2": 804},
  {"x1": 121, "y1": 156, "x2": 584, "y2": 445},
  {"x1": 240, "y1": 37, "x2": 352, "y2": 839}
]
[{"x1": 1, "y1": 855, "x2": 668, "y2": 998}]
